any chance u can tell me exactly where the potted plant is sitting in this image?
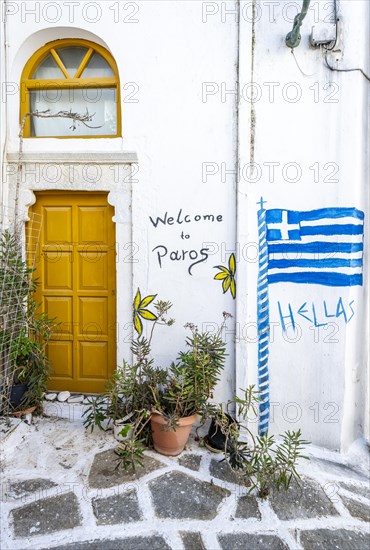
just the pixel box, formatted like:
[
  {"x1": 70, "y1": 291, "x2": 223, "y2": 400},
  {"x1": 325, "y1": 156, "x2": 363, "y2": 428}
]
[
  {"x1": 0, "y1": 228, "x2": 57, "y2": 416},
  {"x1": 149, "y1": 318, "x2": 228, "y2": 455},
  {"x1": 203, "y1": 410, "x2": 239, "y2": 453},
  {"x1": 11, "y1": 314, "x2": 55, "y2": 415},
  {"x1": 83, "y1": 296, "x2": 231, "y2": 467},
  {"x1": 83, "y1": 299, "x2": 176, "y2": 468}
]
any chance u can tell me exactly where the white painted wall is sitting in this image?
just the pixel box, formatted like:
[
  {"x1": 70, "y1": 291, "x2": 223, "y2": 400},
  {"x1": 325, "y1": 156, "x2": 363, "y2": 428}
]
[
  {"x1": 236, "y1": 0, "x2": 369, "y2": 450},
  {"x1": 1, "y1": 0, "x2": 238, "y2": 405},
  {"x1": 0, "y1": 0, "x2": 368, "y2": 450}
]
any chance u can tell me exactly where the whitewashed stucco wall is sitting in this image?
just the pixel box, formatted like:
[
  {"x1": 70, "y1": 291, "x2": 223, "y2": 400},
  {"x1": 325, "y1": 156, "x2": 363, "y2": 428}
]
[
  {"x1": 236, "y1": 0, "x2": 369, "y2": 450},
  {"x1": 1, "y1": 0, "x2": 238, "y2": 404},
  {"x1": 0, "y1": 0, "x2": 368, "y2": 450}
]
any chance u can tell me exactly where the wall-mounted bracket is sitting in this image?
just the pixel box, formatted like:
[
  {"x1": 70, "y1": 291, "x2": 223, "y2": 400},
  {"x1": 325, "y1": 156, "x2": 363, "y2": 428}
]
[
  {"x1": 310, "y1": 23, "x2": 337, "y2": 47},
  {"x1": 311, "y1": 17, "x2": 343, "y2": 61}
]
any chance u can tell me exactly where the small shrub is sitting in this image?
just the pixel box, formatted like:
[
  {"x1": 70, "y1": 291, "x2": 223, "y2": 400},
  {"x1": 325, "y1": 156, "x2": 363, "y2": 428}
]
[{"x1": 211, "y1": 387, "x2": 310, "y2": 498}]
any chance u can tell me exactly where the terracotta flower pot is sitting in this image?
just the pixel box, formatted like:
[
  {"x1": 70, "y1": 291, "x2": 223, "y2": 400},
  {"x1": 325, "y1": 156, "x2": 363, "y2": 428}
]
[
  {"x1": 12, "y1": 406, "x2": 36, "y2": 417},
  {"x1": 151, "y1": 413, "x2": 198, "y2": 456}
]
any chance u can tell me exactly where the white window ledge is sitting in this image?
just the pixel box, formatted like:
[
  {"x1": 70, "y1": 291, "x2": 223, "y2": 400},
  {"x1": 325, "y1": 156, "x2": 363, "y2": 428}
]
[{"x1": 7, "y1": 151, "x2": 138, "y2": 164}]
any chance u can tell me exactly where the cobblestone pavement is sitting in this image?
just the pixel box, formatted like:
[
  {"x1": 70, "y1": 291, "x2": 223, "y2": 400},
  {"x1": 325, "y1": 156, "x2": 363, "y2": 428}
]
[{"x1": 1, "y1": 405, "x2": 369, "y2": 550}]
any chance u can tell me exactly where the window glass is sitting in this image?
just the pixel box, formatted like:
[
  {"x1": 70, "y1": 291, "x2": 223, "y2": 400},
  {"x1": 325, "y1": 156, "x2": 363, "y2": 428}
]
[
  {"x1": 81, "y1": 53, "x2": 114, "y2": 78},
  {"x1": 56, "y1": 47, "x2": 89, "y2": 77},
  {"x1": 30, "y1": 88, "x2": 117, "y2": 136},
  {"x1": 22, "y1": 40, "x2": 120, "y2": 137},
  {"x1": 32, "y1": 55, "x2": 64, "y2": 79}
]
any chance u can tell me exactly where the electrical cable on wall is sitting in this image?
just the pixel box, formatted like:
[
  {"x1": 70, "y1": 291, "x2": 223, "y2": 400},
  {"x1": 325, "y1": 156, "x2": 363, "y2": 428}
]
[
  {"x1": 291, "y1": 49, "x2": 316, "y2": 78},
  {"x1": 324, "y1": 52, "x2": 370, "y2": 83},
  {"x1": 285, "y1": 0, "x2": 370, "y2": 83},
  {"x1": 321, "y1": 0, "x2": 370, "y2": 83}
]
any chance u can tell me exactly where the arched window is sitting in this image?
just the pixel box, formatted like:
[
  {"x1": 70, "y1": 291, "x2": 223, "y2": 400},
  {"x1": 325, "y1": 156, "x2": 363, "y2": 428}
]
[{"x1": 20, "y1": 39, "x2": 121, "y2": 138}]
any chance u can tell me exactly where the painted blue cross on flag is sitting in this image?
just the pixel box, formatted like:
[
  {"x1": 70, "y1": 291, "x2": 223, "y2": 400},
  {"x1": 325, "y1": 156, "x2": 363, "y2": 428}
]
[{"x1": 266, "y1": 207, "x2": 364, "y2": 287}]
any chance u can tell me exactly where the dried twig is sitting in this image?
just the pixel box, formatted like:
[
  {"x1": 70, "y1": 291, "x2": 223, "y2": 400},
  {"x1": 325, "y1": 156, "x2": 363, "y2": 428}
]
[{"x1": 15, "y1": 109, "x2": 103, "y2": 221}]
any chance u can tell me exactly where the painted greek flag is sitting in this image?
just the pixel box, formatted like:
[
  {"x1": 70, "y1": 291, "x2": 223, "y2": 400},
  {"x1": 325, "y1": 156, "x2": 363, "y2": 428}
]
[
  {"x1": 266, "y1": 207, "x2": 364, "y2": 287},
  {"x1": 256, "y1": 203, "x2": 364, "y2": 437}
]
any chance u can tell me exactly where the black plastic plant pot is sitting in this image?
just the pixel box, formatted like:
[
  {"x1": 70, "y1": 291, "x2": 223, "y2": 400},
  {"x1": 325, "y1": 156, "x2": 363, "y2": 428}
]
[
  {"x1": 9, "y1": 383, "x2": 28, "y2": 409},
  {"x1": 206, "y1": 413, "x2": 238, "y2": 452}
]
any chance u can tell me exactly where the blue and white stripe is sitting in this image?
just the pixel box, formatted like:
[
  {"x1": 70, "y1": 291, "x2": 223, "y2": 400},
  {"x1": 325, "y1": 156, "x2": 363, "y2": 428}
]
[{"x1": 257, "y1": 205, "x2": 270, "y2": 436}]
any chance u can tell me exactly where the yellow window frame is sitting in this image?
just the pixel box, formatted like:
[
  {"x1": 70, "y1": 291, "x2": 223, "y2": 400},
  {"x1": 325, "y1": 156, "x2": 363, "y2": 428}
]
[{"x1": 20, "y1": 39, "x2": 121, "y2": 138}]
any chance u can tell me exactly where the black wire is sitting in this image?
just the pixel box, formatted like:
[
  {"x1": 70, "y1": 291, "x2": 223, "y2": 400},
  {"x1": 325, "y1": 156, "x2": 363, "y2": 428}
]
[
  {"x1": 324, "y1": 52, "x2": 370, "y2": 83},
  {"x1": 322, "y1": 0, "x2": 370, "y2": 83}
]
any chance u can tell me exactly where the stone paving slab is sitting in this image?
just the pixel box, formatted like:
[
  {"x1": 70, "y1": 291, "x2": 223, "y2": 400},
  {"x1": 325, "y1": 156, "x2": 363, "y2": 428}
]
[
  {"x1": 10, "y1": 492, "x2": 81, "y2": 538},
  {"x1": 235, "y1": 494, "x2": 261, "y2": 519},
  {"x1": 40, "y1": 536, "x2": 172, "y2": 550},
  {"x1": 149, "y1": 471, "x2": 230, "y2": 519},
  {"x1": 341, "y1": 495, "x2": 370, "y2": 522},
  {"x1": 269, "y1": 477, "x2": 338, "y2": 520},
  {"x1": 4, "y1": 478, "x2": 58, "y2": 501},
  {"x1": 340, "y1": 481, "x2": 370, "y2": 499},
  {"x1": 88, "y1": 448, "x2": 165, "y2": 489},
  {"x1": 209, "y1": 457, "x2": 247, "y2": 485},
  {"x1": 178, "y1": 453, "x2": 202, "y2": 471},
  {"x1": 180, "y1": 531, "x2": 206, "y2": 550},
  {"x1": 299, "y1": 529, "x2": 370, "y2": 549},
  {"x1": 92, "y1": 488, "x2": 143, "y2": 524},
  {"x1": 218, "y1": 533, "x2": 288, "y2": 549},
  {"x1": 310, "y1": 457, "x2": 369, "y2": 482}
]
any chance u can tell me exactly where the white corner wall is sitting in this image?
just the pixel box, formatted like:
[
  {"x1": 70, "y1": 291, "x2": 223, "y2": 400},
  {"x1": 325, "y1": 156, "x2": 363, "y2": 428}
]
[{"x1": 237, "y1": 0, "x2": 369, "y2": 450}]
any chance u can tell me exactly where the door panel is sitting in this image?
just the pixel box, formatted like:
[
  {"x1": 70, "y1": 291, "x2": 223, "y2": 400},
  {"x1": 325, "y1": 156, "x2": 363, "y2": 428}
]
[{"x1": 30, "y1": 192, "x2": 116, "y2": 393}]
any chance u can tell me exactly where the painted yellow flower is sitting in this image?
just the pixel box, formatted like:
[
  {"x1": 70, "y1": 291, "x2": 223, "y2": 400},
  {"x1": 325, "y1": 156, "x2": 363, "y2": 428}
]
[
  {"x1": 213, "y1": 253, "x2": 236, "y2": 299},
  {"x1": 133, "y1": 288, "x2": 157, "y2": 335}
]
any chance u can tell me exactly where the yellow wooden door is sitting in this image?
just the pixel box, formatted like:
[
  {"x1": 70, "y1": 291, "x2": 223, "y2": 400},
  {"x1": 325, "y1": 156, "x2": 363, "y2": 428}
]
[{"x1": 29, "y1": 192, "x2": 116, "y2": 393}]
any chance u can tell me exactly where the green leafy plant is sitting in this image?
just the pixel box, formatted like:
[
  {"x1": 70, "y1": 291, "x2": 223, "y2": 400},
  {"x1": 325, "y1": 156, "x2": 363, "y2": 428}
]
[
  {"x1": 114, "y1": 438, "x2": 146, "y2": 472},
  {"x1": 0, "y1": 230, "x2": 33, "y2": 375},
  {"x1": 151, "y1": 316, "x2": 229, "y2": 428},
  {"x1": 211, "y1": 387, "x2": 310, "y2": 498},
  {"x1": 83, "y1": 299, "x2": 175, "y2": 447},
  {"x1": 16, "y1": 297, "x2": 57, "y2": 413},
  {"x1": 0, "y1": 228, "x2": 57, "y2": 414},
  {"x1": 244, "y1": 429, "x2": 309, "y2": 498},
  {"x1": 83, "y1": 296, "x2": 230, "y2": 470},
  {"x1": 82, "y1": 394, "x2": 108, "y2": 432}
]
